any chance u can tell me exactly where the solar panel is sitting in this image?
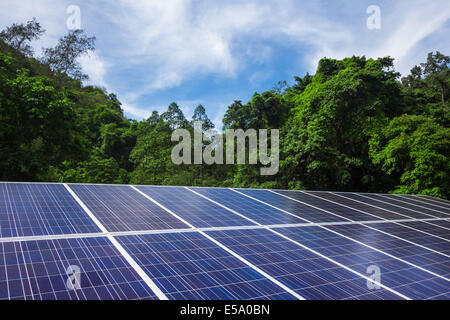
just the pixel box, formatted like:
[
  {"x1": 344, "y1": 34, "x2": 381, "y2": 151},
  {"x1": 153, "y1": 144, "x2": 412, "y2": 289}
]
[
  {"x1": 0, "y1": 183, "x2": 100, "y2": 238},
  {"x1": 115, "y1": 231, "x2": 295, "y2": 300},
  {"x1": 68, "y1": 184, "x2": 189, "y2": 232},
  {"x1": 326, "y1": 224, "x2": 450, "y2": 277},
  {"x1": 425, "y1": 219, "x2": 450, "y2": 230},
  {"x1": 356, "y1": 193, "x2": 449, "y2": 218},
  {"x1": 274, "y1": 226, "x2": 450, "y2": 300},
  {"x1": 275, "y1": 190, "x2": 383, "y2": 222},
  {"x1": 0, "y1": 237, "x2": 157, "y2": 300},
  {"x1": 398, "y1": 221, "x2": 450, "y2": 241},
  {"x1": 191, "y1": 188, "x2": 309, "y2": 225},
  {"x1": 135, "y1": 186, "x2": 255, "y2": 228},
  {"x1": 0, "y1": 183, "x2": 449, "y2": 300},
  {"x1": 234, "y1": 189, "x2": 347, "y2": 223},
  {"x1": 380, "y1": 194, "x2": 450, "y2": 216},
  {"x1": 334, "y1": 193, "x2": 434, "y2": 219},
  {"x1": 204, "y1": 228, "x2": 402, "y2": 300},
  {"x1": 307, "y1": 192, "x2": 408, "y2": 220},
  {"x1": 418, "y1": 195, "x2": 450, "y2": 206}
]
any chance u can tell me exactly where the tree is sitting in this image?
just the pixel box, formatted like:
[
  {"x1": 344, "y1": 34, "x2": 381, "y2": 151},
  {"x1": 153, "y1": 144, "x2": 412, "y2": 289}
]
[
  {"x1": 192, "y1": 104, "x2": 214, "y2": 130},
  {"x1": 280, "y1": 56, "x2": 403, "y2": 191},
  {"x1": 0, "y1": 52, "x2": 84, "y2": 180},
  {"x1": 42, "y1": 29, "x2": 96, "y2": 80},
  {"x1": 369, "y1": 115, "x2": 449, "y2": 199},
  {"x1": 161, "y1": 102, "x2": 188, "y2": 129},
  {"x1": 420, "y1": 51, "x2": 449, "y2": 108},
  {"x1": 0, "y1": 18, "x2": 45, "y2": 56}
]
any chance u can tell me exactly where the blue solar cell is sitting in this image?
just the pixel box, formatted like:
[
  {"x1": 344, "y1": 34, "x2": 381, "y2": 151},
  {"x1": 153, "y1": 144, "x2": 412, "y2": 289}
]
[
  {"x1": 135, "y1": 186, "x2": 255, "y2": 228},
  {"x1": 274, "y1": 226, "x2": 450, "y2": 300},
  {"x1": 205, "y1": 228, "x2": 402, "y2": 300},
  {"x1": 69, "y1": 184, "x2": 189, "y2": 232},
  {"x1": 191, "y1": 187, "x2": 309, "y2": 225},
  {"x1": 381, "y1": 194, "x2": 450, "y2": 216},
  {"x1": 234, "y1": 189, "x2": 347, "y2": 223},
  {"x1": 425, "y1": 220, "x2": 450, "y2": 230},
  {"x1": 308, "y1": 192, "x2": 408, "y2": 220},
  {"x1": 276, "y1": 190, "x2": 384, "y2": 222},
  {"x1": 401, "y1": 220, "x2": 450, "y2": 241},
  {"x1": 324, "y1": 224, "x2": 450, "y2": 278},
  {"x1": 356, "y1": 194, "x2": 448, "y2": 218},
  {"x1": 116, "y1": 232, "x2": 295, "y2": 300},
  {"x1": 0, "y1": 237, "x2": 157, "y2": 300},
  {"x1": 418, "y1": 195, "x2": 450, "y2": 206},
  {"x1": 360, "y1": 222, "x2": 450, "y2": 255},
  {"x1": 326, "y1": 193, "x2": 432, "y2": 219},
  {"x1": 0, "y1": 183, "x2": 100, "y2": 237}
]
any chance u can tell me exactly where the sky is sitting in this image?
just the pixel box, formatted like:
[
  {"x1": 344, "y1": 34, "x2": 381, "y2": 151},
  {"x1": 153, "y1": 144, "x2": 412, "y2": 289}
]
[{"x1": 1, "y1": 0, "x2": 449, "y2": 129}]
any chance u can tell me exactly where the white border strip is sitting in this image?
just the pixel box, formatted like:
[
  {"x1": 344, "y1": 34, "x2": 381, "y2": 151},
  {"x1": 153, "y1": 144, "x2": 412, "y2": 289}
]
[
  {"x1": 64, "y1": 184, "x2": 168, "y2": 300},
  {"x1": 1, "y1": 216, "x2": 448, "y2": 244}
]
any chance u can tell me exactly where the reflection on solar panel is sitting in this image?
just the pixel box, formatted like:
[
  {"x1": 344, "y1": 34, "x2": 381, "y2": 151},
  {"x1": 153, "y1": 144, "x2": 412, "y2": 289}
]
[
  {"x1": 135, "y1": 186, "x2": 254, "y2": 228},
  {"x1": 235, "y1": 189, "x2": 347, "y2": 223},
  {"x1": 0, "y1": 182, "x2": 449, "y2": 300},
  {"x1": 276, "y1": 190, "x2": 383, "y2": 222},
  {"x1": 68, "y1": 184, "x2": 189, "y2": 232},
  {"x1": 191, "y1": 188, "x2": 308, "y2": 225}
]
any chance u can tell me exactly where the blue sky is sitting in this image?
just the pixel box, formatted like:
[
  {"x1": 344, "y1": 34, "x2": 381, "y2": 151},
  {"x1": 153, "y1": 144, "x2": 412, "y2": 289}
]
[{"x1": 1, "y1": 0, "x2": 449, "y2": 128}]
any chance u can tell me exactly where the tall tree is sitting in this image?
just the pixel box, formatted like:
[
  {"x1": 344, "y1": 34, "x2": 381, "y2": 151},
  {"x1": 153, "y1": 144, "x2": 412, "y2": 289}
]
[
  {"x1": 42, "y1": 29, "x2": 96, "y2": 80},
  {"x1": 0, "y1": 18, "x2": 45, "y2": 56},
  {"x1": 192, "y1": 104, "x2": 214, "y2": 130}
]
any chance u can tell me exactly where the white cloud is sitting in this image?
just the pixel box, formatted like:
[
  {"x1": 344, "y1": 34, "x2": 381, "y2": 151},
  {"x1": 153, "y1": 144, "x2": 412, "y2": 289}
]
[
  {"x1": 78, "y1": 51, "x2": 109, "y2": 87},
  {"x1": 1, "y1": 0, "x2": 449, "y2": 119}
]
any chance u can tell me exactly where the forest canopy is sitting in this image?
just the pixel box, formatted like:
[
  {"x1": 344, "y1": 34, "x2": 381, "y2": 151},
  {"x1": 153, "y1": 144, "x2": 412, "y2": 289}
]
[{"x1": 0, "y1": 19, "x2": 449, "y2": 199}]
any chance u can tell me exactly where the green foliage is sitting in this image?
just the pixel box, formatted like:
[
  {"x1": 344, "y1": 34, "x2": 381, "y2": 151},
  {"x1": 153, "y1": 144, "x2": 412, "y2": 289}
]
[
  {"x1": 0, "y1": 52, "x2": 84, "y2": 181},
  {"x1": 369, "y1": 115, "x2": 449, "y2": 199}
]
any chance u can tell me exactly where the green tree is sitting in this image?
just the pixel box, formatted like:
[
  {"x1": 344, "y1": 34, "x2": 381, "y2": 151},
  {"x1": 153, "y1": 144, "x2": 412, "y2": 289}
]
[
  {"x1": 0, "y1": 18, "x2": 45, "y2": 57},
  {"x1": 369, "y1": 115, "x2": 449, "y2": 199}
]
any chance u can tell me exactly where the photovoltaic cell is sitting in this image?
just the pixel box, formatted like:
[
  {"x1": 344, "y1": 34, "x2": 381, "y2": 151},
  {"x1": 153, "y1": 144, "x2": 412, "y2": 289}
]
[
  {"x1": 308, "y1": 192, "x2": 407, "y2": 220},
  {"x1": 0, "y1": 237, "x2": 157, "y2": 300},
  {"x1": 68, "y1": 184, "x2": 189, "y2": 232},
  {"x1": 361, "y1": 222, "x2": 450, "y2": 255},
  {"x1": 191, "y1": 188, "x2": 309, "y2": 225},
  {"x1": 0, "y1": 183, "x2": 100, "y2": 238},
  {"x1": 425, "y1": 220, "x2": 450, "y2": 230},
  {"x1": 358, "y1": 194, "x2": 448, "y2": 218},
  {"x1": 382, "y1": 194, "x2": 450, "y2": 216},
  {"x1": 274, "y1": 226, "x2": 450, "y2": 300},
  {"x1": 205, "y1": 228, "x2": 402, "y2": 300},
  {"x1": 276, "y1": 191, "x2": 382, "y2": 222},
  {"x1": 135, "y1": 186, "x2": 255, "y2": 228},
  {"x1": 116, "y1": 232, "x2": 295, "y2": 300},
  {"x1": 336, "y1": 193, "x2": 432, "y2": 219},
  {"x1": 326, "y1": 224, "x2": 450, "y2": 278},
  {"x1": 419, "y1": 195, "x2": 450, "y2": 206},
  {"x1": 398, "y1": 221, "x2": 450, "y2": 241},
  {"x1": 234, "y1": 189, "x2": 347, "y2": 223}
]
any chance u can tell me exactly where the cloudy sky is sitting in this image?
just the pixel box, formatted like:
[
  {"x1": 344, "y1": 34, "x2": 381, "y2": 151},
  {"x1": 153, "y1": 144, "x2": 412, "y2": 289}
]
[{"x1": 1, "y1": 0, "x2": 449, "y2": 128}]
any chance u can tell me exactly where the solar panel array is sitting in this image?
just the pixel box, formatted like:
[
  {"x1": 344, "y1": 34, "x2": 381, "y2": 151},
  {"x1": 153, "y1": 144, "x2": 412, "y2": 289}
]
[{"x1": 0, "y1": 182, "x2": 449, "y2": 300}]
